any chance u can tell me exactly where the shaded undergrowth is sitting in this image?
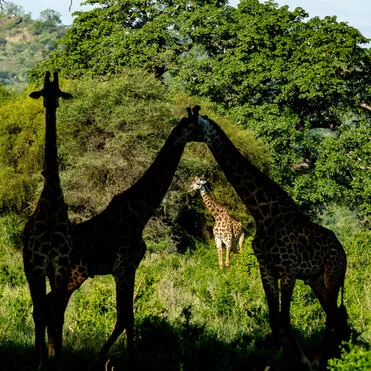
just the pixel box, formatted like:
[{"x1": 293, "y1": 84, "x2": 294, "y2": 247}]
[{"x1": 0, "y1": 213, "x2": 370, "y2": 370}]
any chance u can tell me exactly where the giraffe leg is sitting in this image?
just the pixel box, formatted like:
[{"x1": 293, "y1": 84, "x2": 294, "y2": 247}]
[
  {"x1": 101, "y1": 269, "x2": 136, "y2": 354},
  {"x1": 26, "y1": 274, "x2": 48, "y2": 368},
  {"x1": 46, "y1": 244, "x2": 71, "y2": 361},
  {"x1": 225, "y1": 239, "x2": 232, "y2": 268},
  {"x1": 308, "y1": 274, "x2": 347, "y2": 369},
  {"x1": 258, "y1": 265, "x2": 280, "y2": 342},
  {"x1": 215, "y1": 238, "x2": 223, "y2": 269},
  {"x1": 280, "y1": 273, "x2": 311, "y2": 368},
  {"x1": 238, "y1": 232, "x2": 245, "y2": 252},
  {"x1": 45, "y1": 262, "x2": 87, "y2": 361},
  {"x1": 46, "y1": 287, "x2": 69, "y2": 360}
]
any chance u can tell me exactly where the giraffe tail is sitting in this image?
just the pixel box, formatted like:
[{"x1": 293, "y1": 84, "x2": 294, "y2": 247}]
[
  {"x1": 340, "y1": 283, "x2": 345, "y2": 308},
  {"x1": 337, "y1": 282, "x2": 350, "y2": 341}
]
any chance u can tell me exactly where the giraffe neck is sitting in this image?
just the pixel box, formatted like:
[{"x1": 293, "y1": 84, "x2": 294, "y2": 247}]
[
  {"x1": 43, "y1": 108, "x2": 60, "y2": 183},
  {"x1": 103, "y1": 122, "x2": 189, "y2": 226},
  {"x1": 199, "y1": 188, "x2": 223, "y2": 218},
  {"x1": 203, "y1": 118, "x2": 298, "y2": 223}
]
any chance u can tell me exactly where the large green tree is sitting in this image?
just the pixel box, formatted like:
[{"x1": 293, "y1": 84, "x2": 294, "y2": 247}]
[
  {"x1": 175, "y1": 1, "x2": 371, "y2": 127},
  {"x1": 31, "y1": 0, "x2": 371, "y2": 127},
  {"x1": 30, "y1": 0, "x2": 232, "y2": 79},
  {"x1": 29, "y1": 0, "x2": 371, "y2": 217}
]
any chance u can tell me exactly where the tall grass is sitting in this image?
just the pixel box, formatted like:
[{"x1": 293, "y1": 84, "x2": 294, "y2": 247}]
[{"x1": 0, "y1": 210, "x2": 370, "y2": 370}]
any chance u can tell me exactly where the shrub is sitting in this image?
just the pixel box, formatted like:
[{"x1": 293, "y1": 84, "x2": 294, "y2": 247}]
[
  {"x1": 328, "y1": 342, "x2": 371, "y2": 371},
  {"x1": 0, "y1": 213, "x2": 23, "y2": 248},
  {"x1": 0, "y1": 214, "x2": 26, "y2": 287}
]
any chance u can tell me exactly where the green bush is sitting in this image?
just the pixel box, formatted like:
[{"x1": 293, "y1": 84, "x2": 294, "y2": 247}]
[
  {"x1": 0, "y1": 285, "x2": 33, "y2": 341},
  {"x1": 328, "y1": 342, "x2": 371, "y2": 370},
  {"x1": 65, "y1": 276, "x2": 116, "y2": 341},
  {"x1": 0, "y1": 213, "x2": 23, "y2": 248},
  {"x1": 0, "y1": 214, "x2": 26, "y2": 287},
  {"x1": 0, "y1": 216, "x2": 370, "y2": 370},
  {"x1": 0, "y1": 83, "x2": 11, "y2": 102},
  {"x1": 0, "y1": 69, "x2": 268, "y2": 245}
]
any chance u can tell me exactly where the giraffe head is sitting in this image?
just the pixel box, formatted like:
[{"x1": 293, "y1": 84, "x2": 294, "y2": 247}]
[
  {"x1": 30, "y1": 72, "x2": 72, "y2": 109},
  {"x1": 187, "y1": 176, "x2": 207, "y2": 193},
  {"x1": 174, "y1": 105, "x2": 217, "y2": 147},
  {"x1": 184, "y1": 106, "x2": 220, "y2": 146}
]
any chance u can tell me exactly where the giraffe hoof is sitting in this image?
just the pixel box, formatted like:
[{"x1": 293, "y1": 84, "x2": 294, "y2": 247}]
[
  {"x1": 301, "y1": 356, "x2": 312, "y2": 370},
  {"x1": 311, "y1": 359, "x2": 319, "y2": 371}
]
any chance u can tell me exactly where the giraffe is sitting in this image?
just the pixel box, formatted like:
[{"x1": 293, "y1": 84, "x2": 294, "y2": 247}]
[
  {"x1": 186, "y1": 106, "x2": 348, "y2": 370},
  {"x1": 22, "y1": 72, "x2": 72, "y2": 368},
  {"x1": 188, "y1": 176, "x2": 244, "y2": 268},
  {"x1": 55, "y1": 112, "x2": 206, "y2": 355}
]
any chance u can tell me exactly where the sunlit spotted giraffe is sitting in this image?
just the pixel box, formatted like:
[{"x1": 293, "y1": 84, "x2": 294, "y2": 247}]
[
  {"x1": 186, "y1": 106, "x2": 348, "y2": 370},
  {"x1": 188, "y1": 176, "x2": 244, "y2": 268},
  {"x1": 22, "y1": 72, "x2": 72, "y2": 368},
  {"x1": 54, "y1": 111, "x2": 207, "y2": 355}
]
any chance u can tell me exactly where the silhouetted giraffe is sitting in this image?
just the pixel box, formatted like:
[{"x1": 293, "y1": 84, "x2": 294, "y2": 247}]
[
  {"x1": 22, "y1": 72, "x2": 72, "y2": 368},
  {"x1": 186, "y1": 106, "x2": 347, "y2": 369},
  {"x1": 59, "y1": 113, "x2": 206, "y2": 355},
  {"x1": 188, "y1": 176, "x2": 244, "y2": 268}
]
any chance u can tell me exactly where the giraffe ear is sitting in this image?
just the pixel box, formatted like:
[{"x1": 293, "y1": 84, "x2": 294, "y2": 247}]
[
  {"x1": 60, "y1": 91, "x2": 73, "y2": 100},
  {"x1": 29, "y1": 90, "x2": 43, "y2": 99}
]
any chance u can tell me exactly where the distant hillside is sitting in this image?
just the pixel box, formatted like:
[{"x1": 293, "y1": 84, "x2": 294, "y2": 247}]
[{"x1": 0, "y1": 7, "x2": 68, "y2": 90}]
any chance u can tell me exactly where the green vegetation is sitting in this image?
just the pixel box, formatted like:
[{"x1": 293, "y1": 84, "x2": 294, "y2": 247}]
[
  {"x1": 1, "y1": 216, "x2": 370, "y2": 369},
  {"x1": 0, "y1": 2, "x2": 67, "y2": 89},
  {"x1": 0, "y1": 0, "x2": 370, "y2": 370},
  {"x1": 29, "y1": 0, "x2": 371, "y2": 218}
]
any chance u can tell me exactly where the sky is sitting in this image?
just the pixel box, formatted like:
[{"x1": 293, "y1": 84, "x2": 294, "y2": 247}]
[{"x1": 9, "y1": 0, "x2": 371, "y2": 42}]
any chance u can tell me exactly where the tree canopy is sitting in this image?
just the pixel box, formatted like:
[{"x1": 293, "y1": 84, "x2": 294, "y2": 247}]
[
  {"x1": 31, "y1": 0, "x2": 371, "y2": 124},
  {"x1": 27, "y1": 0, "x2": 371, "y2": 219}
]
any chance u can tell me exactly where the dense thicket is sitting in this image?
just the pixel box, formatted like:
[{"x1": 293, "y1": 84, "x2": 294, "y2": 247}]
[{"x1": 0, "y1": 70, "x2": 265, "y2": 244}]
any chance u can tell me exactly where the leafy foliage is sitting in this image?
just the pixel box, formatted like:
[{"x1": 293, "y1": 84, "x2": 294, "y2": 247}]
[
  {"x1": 0, "y1": 1, "x2": 370, "y2": 369},
  {"x1": 0, "y1": 92, "x2": 44, "y2": 212},
  {"x1": 0, "y1": 2, "x2": 67, "y2": 89},
  {"x1": 328, "y1": 342, "x2": 371, "y2": 371},
  {"x1": 27, "y1": 0, "x2": 371, "y2": 218},
  {"x1": 30, "y1": 0, "x2": 232, "y2": 79},
  {"x1": 280, "y1": 116, "x2": 371, "y2": 218},
  {"x1": 0, "y1": 69, "x2": 266, "y2": 245},
  {"x1": 0, "y1": 83, "x2": 12, "y2": 102},
  {"x1": 31, "y1": 1, "x2": 371, "y2": 127}
]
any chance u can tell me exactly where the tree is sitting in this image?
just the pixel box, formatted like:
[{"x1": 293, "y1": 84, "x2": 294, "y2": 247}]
[
  {"x1": 0, "y1": 1, "x2": 23, "y2": 16},
  {"x1": 31, "y1": 9, "x2": 62, "y2": 34},
  {"x1": 39, "y1": 9, "x2": 62, "y2": 25},
  {"x1": 177, "y1": 0, "x2": 371, "y2": 128},
  {"x1": 29, "y1": 0, "x2": 232, "y2": 79},
  {"x1": 28, "y1": 0, "x2": 371, "y2": 218},
  {"x1": 30, "y1": 0, "x2": 370, "y2": 128}
]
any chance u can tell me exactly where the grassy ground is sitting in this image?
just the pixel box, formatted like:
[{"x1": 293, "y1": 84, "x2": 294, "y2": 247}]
[{"x1": 0, "y1": 213, "x2": 370, "y2": 370}]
